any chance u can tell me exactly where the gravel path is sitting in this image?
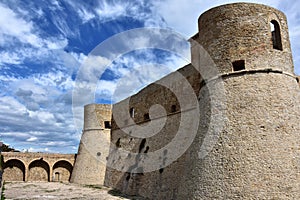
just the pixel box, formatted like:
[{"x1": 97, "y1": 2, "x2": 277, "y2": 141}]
[{"x1": 3, "y1": 182, "x2": 139, "y2": 200}]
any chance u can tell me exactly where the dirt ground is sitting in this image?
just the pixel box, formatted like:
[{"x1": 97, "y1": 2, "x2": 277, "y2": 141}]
[{"x1": 3, "y1": 182, "x2": 142, "y2": 200}]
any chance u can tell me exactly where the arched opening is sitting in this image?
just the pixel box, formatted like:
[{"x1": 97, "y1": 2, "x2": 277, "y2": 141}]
[
  {"x1": 28, "y1": 159, "x2": 50, "y2": 182},
  {"x1": 54, "y1": 172, "x2": 60, "y2": 182},
  {"x1": 52, "y1": 160, "x2": 73, "y2": 182},
  {"x1": 3, "y1": 159, "x2": 25, "y2": 181},
  {"x1": 270, "y1": 20, "x2": 283, "y2": 50}
]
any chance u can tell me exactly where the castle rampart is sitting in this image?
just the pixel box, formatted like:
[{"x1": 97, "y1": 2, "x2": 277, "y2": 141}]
[{"x1": 72, "y1": 3, "x2": 300, "y2": 199}]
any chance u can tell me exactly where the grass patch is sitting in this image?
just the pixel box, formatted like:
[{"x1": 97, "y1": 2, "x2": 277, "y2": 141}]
[{"x1": 1, "y1": 181, "x2": 5, "y2": 200}]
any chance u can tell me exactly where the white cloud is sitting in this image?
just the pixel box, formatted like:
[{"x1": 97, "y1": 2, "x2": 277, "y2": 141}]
[
  {"x1": 78, "y1": 8, "x2": 95, "y2": 23},
  {"x1": 95, "y1": 1, "x2": 128, "y2": 20},
  {"x1": 0, "y1": 69, "x2": 80, "y2": 153},
  {"x1": 153, "y1": 0, "x2": 299, "y2": 74},
  {"x1": 93, "y1": 49, "x2": 188, "y2": 103},
  {"x1": 153, "y1": 0, "x2": 281, "y2": 37},
  {"x1": 0, "y1": 51, "x2": 23, "y2": 64},
  {"x1": 0, "y1": 96, "x2": 28, "y2": 115},
  {"x1": 0, "y1": 3, "x2": 43, "y2": 47},
  {"x1": 76, "y1": 55, "x2": 111, "y2": 83},
  {"x1": 45, "y1": 37, "x2": 68, "y2": 50},
  {"x1": 29, "y1": 110, "x2": 56, "y2": 124},
  {"x1": 26, "y1": 136, "x2": 38, "y2": 142},
  {"x1": 25, "y1": 147, "x2": 50, "y2": 153},
  {"x1": 96, "y1": 80, "x2": 117, "y2": 100},
  {"x1": 69, "y1": 52, "x2": 87, "y2": 64},
  {"x1": 0, "y1": 2, "x2": 69, "y2": 68}
]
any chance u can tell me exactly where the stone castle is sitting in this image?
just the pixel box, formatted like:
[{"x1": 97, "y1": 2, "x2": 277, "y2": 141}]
[
  {"x1": 2, "y1": 2, "x2": 300, "y2": 199},
  {"x1": 70, "y1": 3, "x2": 300, "y2": 199}
]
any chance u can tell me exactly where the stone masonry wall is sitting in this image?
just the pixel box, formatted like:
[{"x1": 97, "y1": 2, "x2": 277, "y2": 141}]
[
  {"x1": 178, "y1": 73, "x2": 300, "y2": 199},
  {"x1": 104, "y1": 65, "x2": 201, "y2": 199},
  {"x1": 2, "y1": 152, "x2": 75, "y2": 182}
]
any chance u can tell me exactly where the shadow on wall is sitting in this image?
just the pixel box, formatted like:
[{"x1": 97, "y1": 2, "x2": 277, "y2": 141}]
[{"x1": 108, "y1": 188, "x2": 145, "y2": 200}]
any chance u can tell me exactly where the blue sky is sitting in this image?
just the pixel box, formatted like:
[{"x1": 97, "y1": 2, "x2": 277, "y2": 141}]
[{"x1": 0, "y1": 0, "x2": 299, "y2": 153}]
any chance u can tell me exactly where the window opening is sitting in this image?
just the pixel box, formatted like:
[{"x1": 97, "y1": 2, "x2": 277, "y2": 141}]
[
  {"x1": 232, "y1": 60, "x2": 245, "y2": 71},
  {"x1": 270, "y1": 20, "x2": 283, "y2": 50},
  {"x1": 104, "y1": 121, "x2": 111, "y2": 129},
  {"x1": 171, "y1": 105, "x2": 177, "y2": 113},
  {"x1": 129, "y1": 107, "x2": 135, "y2": 118},
  {"x1": 144, "y1": 113, "x2": 150, "y2": 121}
]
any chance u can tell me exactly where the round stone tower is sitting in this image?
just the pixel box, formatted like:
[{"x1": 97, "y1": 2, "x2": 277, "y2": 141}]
[
  {"x1": 180, "y1": 3, "x2": 300, "y2": 199},
  {"x1": 70, "y1": 104, "x2": 111, "y2": 185}
]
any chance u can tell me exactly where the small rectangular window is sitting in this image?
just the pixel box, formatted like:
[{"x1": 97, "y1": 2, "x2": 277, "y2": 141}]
[
  {"x1": 104, "y1": 121, "x2": 111, "y2": 129},
  {"x1": 171, "y1": 105, "x2": 177, "y2": 113},
  {"x1": 232, "y1": 60, "x2": 245, "y2": 71}
]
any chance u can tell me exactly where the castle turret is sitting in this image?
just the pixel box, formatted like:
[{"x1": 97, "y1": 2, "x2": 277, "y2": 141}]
[
  {"x1": 70, "y1": 104, "x2": 111, "y2": 185},
  {"x1": 191, "y1": 3, "x2": 294, "y2": 75},
  {"x1": 179, "y1": 3, "x2": 300, "y2": 199}
]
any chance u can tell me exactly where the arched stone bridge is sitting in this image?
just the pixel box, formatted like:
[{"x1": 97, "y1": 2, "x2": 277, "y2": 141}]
[{"x1": 1, "y1": 152, "x2": 76, "y2": 182}]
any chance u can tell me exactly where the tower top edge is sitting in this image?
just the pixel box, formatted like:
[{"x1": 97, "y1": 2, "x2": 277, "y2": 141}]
[{"x1": 199, "y1": 2, "x2": 285, "y2": 20}]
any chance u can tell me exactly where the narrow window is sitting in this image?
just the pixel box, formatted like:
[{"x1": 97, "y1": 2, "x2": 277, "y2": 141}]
[
  {"x1": 270, "y1": 20, "x2": 283, "y2": 50},
  {"x1": 144, "y1": 146, "x2": 149, "y2": 153},
  {"x1": 116, "y1": 138, "x2": 121, "y2": 148},
  {"x1": 232, "y1": 60, "x2": 245, "y2": 71},
  {"x1": 144, "y1": 113, "x2": 150, "y2": 121},
  {"x1": 171, "y1": 105, "x2": 177, "y2": 113},
  {"x1": 126, "y1": 173, "x2": 131, "y2": 181},
  {"x1": 104, "y1": 121, "x2": 111, "y2": 129},
  {"x1": 55, "y1": 172, "x2": 60, "y2": 181},
  {"x1": 129, "y1": 107, "x2": 135, "y2": 118},
  {"x1": 139, "y1": 139, "x2": 146, "y2": 153}
]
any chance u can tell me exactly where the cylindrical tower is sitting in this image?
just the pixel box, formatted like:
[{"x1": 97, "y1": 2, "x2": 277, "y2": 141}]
[
  {"x1": 192, "y1": 2, "x2": 294, "y2": 75},
  {"x1": 70, "y1": 104, "x2": 112, "y2": 185},
  {"x1": 181, "y1": 3, "x2": 300, "y2": 199}
]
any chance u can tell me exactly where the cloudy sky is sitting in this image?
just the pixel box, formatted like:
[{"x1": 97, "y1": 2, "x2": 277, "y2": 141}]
[{"x1": 0, "y1": 0, "x2": 299, "y2": 153}]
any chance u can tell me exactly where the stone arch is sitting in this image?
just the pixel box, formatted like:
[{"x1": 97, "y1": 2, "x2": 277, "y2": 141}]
[
  {"x1": 52, "y1": 160, "x2": 73, "y2": 182},
  {"x1": 28, "y1": 159, "x2": 50, "y2": 182},
  {"x1": 3, "y1": 159, "x2": 25, "y2": 181}
]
